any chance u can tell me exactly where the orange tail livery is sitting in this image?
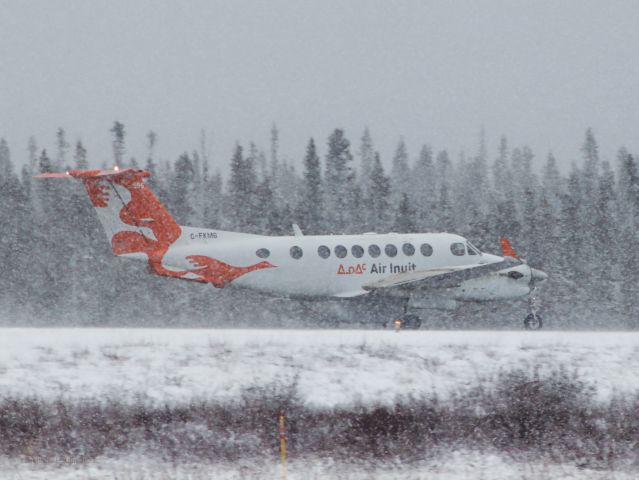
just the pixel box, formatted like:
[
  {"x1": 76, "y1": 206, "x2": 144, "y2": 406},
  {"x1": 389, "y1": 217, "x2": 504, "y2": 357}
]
[{"x1": 37, "y1": 168, "x2": 274, "y2": 286}]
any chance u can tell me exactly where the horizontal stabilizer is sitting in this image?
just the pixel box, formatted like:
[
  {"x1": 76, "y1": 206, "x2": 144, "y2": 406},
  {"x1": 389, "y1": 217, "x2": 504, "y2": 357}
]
[{"x1": 36, "y1": 168, "x2": 149, "y2": 180}]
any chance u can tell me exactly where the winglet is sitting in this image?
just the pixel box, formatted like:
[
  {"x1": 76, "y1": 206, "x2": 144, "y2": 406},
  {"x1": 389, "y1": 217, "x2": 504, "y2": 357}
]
[{"x1": 500, "y1": 237, "x2": 519, "y2": 259}]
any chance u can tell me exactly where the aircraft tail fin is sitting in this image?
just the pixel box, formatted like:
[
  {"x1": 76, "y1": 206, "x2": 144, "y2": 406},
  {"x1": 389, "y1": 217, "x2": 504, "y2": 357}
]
[{"x1": 36, "y1": 168, "x2": 182, "y2": 267}]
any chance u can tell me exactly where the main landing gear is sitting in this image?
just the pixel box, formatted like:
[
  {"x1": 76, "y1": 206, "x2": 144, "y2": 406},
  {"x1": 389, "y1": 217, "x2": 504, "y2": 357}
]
[
  {"x1": 387, "y1": 302, "x2": 422, "y2": 331},
  {"x1": 393, "y1": 314, "x2": 422, "y2": 330}
]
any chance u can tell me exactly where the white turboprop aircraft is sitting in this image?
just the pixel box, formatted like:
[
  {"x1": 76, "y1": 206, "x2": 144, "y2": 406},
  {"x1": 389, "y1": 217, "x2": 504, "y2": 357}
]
[{"x1": 38, "y1": 168, "x2": 548, "y2": 329}]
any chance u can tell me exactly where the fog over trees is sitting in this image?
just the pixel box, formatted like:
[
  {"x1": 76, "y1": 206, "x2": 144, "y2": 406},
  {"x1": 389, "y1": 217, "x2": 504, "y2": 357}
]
[{"x1": 0, "y1": 124, "x2": 637, "y2": 328}]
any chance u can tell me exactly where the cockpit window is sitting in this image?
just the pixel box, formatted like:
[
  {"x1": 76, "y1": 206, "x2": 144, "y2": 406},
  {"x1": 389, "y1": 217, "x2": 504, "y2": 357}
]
[
  {"x1": 450, "y1": 242, "x2": 466, "y2": 256},
  {"x1": 467, "y1": 242, "x2": 480, "y2": 255}
]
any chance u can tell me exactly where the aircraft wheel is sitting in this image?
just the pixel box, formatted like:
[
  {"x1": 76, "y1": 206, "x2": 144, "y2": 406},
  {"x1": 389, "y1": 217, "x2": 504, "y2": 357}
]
[{"x1": 524, "y1": 313, "x2": 543, "y2": 330}]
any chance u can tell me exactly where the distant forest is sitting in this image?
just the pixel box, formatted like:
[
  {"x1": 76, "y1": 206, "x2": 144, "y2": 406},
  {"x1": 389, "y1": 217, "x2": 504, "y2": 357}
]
[{"x1": 1, "y1": 124, "x2": 638, "y2": 328}]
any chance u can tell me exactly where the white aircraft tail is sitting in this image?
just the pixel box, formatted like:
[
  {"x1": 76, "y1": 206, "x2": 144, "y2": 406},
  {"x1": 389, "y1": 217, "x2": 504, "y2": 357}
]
[
  {"x1": 38, "y1": 168, "x2": 182, "y2": 263},
  {"x1": 37, "y1": 168, "x2": 274, "y2": 287}
]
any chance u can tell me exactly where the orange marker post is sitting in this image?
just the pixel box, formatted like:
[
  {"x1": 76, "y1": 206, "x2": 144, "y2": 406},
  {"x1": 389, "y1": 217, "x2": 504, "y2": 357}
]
[{"x1": 279, "y1": 412, "x2": 287, "y2": 480}]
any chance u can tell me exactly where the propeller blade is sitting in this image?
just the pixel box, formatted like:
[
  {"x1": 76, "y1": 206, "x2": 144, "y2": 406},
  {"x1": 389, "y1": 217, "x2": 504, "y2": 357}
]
[{"x1": 500, "y1": 237, "x2": 519, "y2": 259}]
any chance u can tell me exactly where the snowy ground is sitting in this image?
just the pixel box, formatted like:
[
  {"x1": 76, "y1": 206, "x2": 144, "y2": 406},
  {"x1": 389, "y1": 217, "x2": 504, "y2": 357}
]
[
  {"x1": 3, "y1": 450, "x2": 637, "y2": 480},
  {"x1": 0, "y1": 328, "x2": 638, "y2": 406},
  {"x1": 1, "y1": 328, "x2": 638, "y2": 479}
]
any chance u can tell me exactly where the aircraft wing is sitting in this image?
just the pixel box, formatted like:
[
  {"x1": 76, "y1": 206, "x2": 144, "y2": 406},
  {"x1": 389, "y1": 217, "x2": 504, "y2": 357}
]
[{"x1": 363, "y1": 257, "x2": 521, "y2": 292}]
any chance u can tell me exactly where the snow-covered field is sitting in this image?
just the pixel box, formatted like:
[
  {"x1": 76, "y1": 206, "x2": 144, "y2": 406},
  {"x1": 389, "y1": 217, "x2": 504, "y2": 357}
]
[
  {"x1": 1, "y1": 328, "x2": 638, "y2": 479},
  {"x1": 4, "y1": 450, "x2": 637, "y2": 480},
  {"x1": 0, "y1": 328, "x2": 638, "y2": 406}
]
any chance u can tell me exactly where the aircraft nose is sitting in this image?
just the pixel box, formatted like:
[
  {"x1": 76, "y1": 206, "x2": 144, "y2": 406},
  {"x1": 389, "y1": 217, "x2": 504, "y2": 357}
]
[{"x1": 530, "y1": 268, "x2": 548, "y2": 283}]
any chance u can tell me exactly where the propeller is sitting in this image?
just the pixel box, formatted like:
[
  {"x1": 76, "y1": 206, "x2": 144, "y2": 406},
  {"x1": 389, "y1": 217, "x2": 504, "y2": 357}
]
[
  {"x1": 499, "y1": 236, "x2": 547, "y2": 283},
  {"x1": 499, "y1": 236, "x2": 548, "y2": 329}
]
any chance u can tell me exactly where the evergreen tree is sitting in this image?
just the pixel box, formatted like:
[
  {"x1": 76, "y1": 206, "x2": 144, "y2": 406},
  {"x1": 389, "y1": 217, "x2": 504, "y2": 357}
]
[
  {"x1": 55, "y1": 128, "x2": 69, "y2": 170},
  {"x1": 204, "y1": 169, "x2": 223, "y2": 228},
  {"x1": 27, "y1": 136, "x2": 38, "y2": 173},
  {"x1": 616, "y1": 152, "x2": 639, "y2": 323},
  {"x1": 255, "y1": 176, "x2": 284, "y2": 235},
  {"x1": 542, "y1": 152, "x2": 562, "y2": 204},
  {"x1": 367, "y1": 152, "x2": 391, "y2": 231},
  {"x1": 226, "y1": 144, "x2": 257, "y2": 231},
  {"x1": 492, "y1": 136, "x2": 512, "y2": 196},
  {"x1": 145, "y1": 130, "x2": 161, "y2": 193},
  {"x1": 147, "y1": 130, "x2": 157, "y2": 162},
  {"x1": 170, "y1": 153, "x2": 195, "y2": 224},
  {"x1": 0, "y1": 141, "x2": 19, "y2": 303},
  {"x1": 110, "y1": 121, "x2": 126, "y2": 166},
  {"x1": 471, "y1": 127, "x2": 490, "y2": 209},
  {"x1": 579, "y1": 129, "x2": 601, "y2": 274},
  {"x1": 390, "y1": 138, "x2": 411, "y2": 203},
  {"x1": 299, "y1": 138, "x2": 323, "y2": 233},
  {"x1": 617, "y1": 150, "x2": 639, "y2": 228},
  {"x1": 270, "y1": 123, "x2": 279, "y2": 177},
  {"x1": 0, "y1": 139, "x2": 11, "y2": 178},
  {"x1": 324, "y1": 129, "x2": 355, "y2": 232},
  {"x1": 191, "y1": 150, "x2": 205, "y2": 225},
  {"x1": 358, "y1": 127, "x2": 375, "y2": 196},
  {"x1": 393, "y1": 193, "x2": 417, "y2": 232},
  {"x1": 73, "y1": 140, "x2": 88, "y2": 169},
  {"x1": 558, "y1": 165, "x2": 583, "y2": 287},
  {"x1": 410, "y1": 145, "x2": 436, "y2": 230},
  {"x1": 592, "y1": 161, "x2": 617, "y2": 306},
  {"x1": 434, "y1": 150, "x2": 454, "y2": 231}
]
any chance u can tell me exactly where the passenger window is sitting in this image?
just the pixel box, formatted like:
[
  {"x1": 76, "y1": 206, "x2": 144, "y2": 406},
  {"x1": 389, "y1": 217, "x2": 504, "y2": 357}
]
[
  {"x1": 450, "y1": 242, "x2": 466, "y2": 256},
  {"x1": 335, "y1": 245, "x2": 347, "y2": 258},
  {"x1": 368, "y1": 244, "x2": 381, "y2": 258},
  {"x1": 352, "y1": 245, "x2": 364, "y2": 258},
  {"x1": 256, "y1": 248, "x2": 270, "y2": 259},
  {"x1": 318, "y1": 245, "x2": 331, "y2": 259},
  {"x1": 290, "y1": 246, "x2": 303, "y2": 259},
  {"x1": 420, "y1": 243, "x2": 433, "y2": 256},
  {"x1": 385, "y1": 244, "x2": 398, "y2": 257},
  {"x1": 402, "y1": 243, "x2": 415, "y2": 256}
]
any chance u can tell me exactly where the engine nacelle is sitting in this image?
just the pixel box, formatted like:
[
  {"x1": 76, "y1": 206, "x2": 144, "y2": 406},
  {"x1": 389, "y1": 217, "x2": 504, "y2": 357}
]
[{"x1": 453, "y1": 264, "x2": 534, "y2": 302}]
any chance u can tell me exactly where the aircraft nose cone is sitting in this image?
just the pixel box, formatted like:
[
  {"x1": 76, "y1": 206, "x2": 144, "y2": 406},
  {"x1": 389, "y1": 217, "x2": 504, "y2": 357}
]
[{"x1": 531, "y1": 268, "x2": 548, "y2": 283}]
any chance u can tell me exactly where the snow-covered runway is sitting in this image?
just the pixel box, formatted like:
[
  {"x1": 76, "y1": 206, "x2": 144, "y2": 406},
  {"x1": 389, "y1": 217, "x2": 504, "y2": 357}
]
[{"x1": 1, "y1": 328, "x2": 637, "y2": 405}]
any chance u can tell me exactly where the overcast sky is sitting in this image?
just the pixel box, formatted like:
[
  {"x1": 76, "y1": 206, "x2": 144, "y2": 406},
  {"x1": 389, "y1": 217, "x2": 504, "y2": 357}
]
[{"x1": 1, "y1": 0, "x2": 638, "y2": 172}]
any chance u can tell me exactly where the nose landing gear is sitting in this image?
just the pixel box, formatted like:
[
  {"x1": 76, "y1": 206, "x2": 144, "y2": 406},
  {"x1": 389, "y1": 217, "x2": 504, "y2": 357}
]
[
  {"x1": 524, "y1": 286, "x2": 543, "y2": 330},
  {"x1": 524, "y1": 312, "x2": 543, "y2": 330},
  {"x1": 386, "y1": 301, "x2": 423, "y2": 330}
]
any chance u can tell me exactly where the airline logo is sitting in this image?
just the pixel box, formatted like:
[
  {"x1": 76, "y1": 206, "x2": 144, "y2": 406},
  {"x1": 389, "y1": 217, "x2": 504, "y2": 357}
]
[
  {"x1": 338, "y1": 262, "x2": 419, "y2": 275},
  {"x1": 337, "y1": 264, "x2": 366, "y2": 275}
]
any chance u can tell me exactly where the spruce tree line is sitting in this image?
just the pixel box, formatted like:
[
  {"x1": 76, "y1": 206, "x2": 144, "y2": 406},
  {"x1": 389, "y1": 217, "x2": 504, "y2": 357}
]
[{"x1": 0, "y1": 124, "x2": 637, "y2": 328}]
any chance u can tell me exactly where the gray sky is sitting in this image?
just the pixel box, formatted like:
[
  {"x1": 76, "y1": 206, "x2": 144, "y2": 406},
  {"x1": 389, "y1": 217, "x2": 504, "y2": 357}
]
[{"x1": 1, "y1": 0, "x2": 638, "y2": 172}]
